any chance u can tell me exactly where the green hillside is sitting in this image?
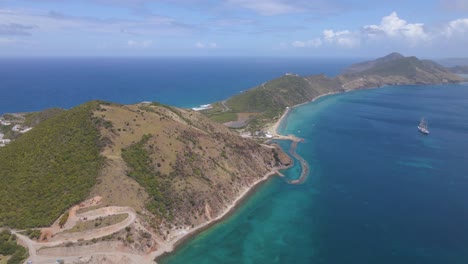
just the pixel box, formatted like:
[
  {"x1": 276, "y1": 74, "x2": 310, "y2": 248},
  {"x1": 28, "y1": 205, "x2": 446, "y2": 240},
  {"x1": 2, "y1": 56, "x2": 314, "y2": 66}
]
[
  {"x1": 209, "y1": 74, "x2": 341, "y2": 129},
  {"x1": 0, "y1": 101, "x2": 103, "y2": 228},
  {"x1": 204, "y1": 53, "x2": 463, "y2": 130},
  {"x1": 350, "y1": 56, "x2": 448, "y2": 77},
  {"x1": 226, "y1": 75, "x2": 341, "y2": 119},
  {"x1": 227, "y1": 75, "x2": 312, "y2": 116}
]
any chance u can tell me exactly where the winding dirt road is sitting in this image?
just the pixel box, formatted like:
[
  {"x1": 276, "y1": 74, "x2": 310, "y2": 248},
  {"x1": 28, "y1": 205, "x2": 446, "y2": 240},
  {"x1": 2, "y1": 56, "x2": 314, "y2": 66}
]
[{"x1": 11, "y1": 197, "x2": 152, "y2": 264}]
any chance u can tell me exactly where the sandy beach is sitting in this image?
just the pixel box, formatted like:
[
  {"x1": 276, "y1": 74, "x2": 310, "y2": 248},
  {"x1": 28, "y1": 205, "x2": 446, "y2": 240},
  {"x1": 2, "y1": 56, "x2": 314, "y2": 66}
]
[{"x1": 267, "y1": 91, "x2": 339, "y2": 139}]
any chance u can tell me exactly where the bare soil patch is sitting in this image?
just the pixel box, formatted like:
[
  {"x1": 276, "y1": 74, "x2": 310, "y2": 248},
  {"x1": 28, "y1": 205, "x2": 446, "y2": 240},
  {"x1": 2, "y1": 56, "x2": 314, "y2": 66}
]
[{"x1": 66, "y1": 214, "x2": 128, "y2": 233}]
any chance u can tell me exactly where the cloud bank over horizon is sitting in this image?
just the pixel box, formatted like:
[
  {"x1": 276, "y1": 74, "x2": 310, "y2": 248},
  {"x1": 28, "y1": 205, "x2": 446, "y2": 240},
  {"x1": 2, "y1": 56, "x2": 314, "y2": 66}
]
[{"x1": 292, "y1": 12, "x2": 467, "y2": 51}]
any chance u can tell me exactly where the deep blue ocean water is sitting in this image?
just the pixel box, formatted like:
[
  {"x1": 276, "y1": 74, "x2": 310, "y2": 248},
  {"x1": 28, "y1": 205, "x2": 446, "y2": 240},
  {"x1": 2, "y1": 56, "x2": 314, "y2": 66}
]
[
  {"x1": 159, "y1": 83, "x2": 468, "y2": 264},
  {"x1": 0, "y1": 57, "x2": 357, "y2": 114},
  {"x1": 2, "y1": 58, "x2": 468, "y2": 263}
]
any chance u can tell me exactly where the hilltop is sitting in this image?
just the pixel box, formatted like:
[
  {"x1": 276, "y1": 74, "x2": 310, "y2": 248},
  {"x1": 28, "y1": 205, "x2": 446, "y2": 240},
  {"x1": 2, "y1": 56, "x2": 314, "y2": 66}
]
[
  {"x1": 338, "y1": 52, "x2": 464, "y2": 89},
  {"x1": 0, "y1": 100, "x2": 291, "y2": 263},
  {"x1": 203, "y1": 53, "x2": 464, "y2": 131}
]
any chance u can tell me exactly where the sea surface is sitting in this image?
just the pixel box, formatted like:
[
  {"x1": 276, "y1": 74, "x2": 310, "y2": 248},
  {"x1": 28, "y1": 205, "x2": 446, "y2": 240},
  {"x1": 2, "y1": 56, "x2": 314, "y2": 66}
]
[
  {"x1": 2, "y1": 58, "x2": 468, "y2": 263},
  {"x1": 0, "y1": 57, "x2": 356, "y2": 115},
  {"x1": 159, "y1": 83, "x2": 468, "y2": 264}
]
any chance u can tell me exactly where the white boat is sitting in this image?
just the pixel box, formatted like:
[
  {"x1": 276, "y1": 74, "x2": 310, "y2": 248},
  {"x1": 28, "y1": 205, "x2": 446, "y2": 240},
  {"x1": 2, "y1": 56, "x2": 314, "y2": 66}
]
[{"x1": 418, "y1": 118, "x2": 429, "y2": 135}]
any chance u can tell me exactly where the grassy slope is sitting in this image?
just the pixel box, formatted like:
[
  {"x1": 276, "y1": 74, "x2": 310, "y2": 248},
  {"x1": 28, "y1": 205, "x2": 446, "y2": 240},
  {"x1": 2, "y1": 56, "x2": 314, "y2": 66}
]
[
  {"x1": 227, "y1": 76, "x2": 312, "y2": 116},
  {"x1": 0, "y1": 101, "x2": 103, "y2": 228},
  {"x1": 344, "y1": 56, "x2": 462, "y2": 81},
  {"x1": 217, "y1": 75, "x2": 340, "y2": 129}
]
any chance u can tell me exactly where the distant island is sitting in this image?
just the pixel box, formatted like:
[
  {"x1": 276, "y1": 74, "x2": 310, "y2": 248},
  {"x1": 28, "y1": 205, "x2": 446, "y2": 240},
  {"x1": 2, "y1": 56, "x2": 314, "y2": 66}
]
[
  {"x1": 0, "y1": 53, "x2": 465, "y2": 264},
  {"x1": 447, "y1": 65, "x2": 468, "y2": 74}
]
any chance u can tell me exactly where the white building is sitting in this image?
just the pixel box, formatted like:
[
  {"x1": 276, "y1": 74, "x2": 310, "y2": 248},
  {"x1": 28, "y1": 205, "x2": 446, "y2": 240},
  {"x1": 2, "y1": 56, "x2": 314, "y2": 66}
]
[{"x1": 0, "y1": 120, "x2": 11, "y2": 126}]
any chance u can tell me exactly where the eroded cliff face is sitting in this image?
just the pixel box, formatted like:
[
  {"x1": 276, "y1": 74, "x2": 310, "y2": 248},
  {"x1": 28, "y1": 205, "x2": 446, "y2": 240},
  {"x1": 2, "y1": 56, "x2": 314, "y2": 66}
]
[{"x1": 91, "y1": 102, "x2": 291, "y2": 237}]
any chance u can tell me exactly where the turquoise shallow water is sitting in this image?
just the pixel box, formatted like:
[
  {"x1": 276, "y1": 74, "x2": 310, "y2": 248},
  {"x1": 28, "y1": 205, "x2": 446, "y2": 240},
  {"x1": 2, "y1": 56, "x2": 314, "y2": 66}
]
[{"x1": 160, "y1": 83, "x2": 468, "y2": 264}]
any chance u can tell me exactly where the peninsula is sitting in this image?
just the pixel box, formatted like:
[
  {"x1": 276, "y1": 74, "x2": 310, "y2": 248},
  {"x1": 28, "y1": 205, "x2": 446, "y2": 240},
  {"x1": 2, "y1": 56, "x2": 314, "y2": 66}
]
[
  {"x1": 0, "y1": 53, "x2": 464, "y2": 264},
  {"x1": 202, "y1": 52, "x2": 464, "y2": 132}
]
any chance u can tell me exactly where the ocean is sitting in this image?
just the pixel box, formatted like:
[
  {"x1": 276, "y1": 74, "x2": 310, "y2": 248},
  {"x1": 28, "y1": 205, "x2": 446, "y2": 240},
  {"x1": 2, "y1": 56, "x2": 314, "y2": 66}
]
[
  {"x1": 159, "y1": 83, "x2": 468, "y2": 264},
  {"x1": 0, "y1": 57, "x2": 357, "y2": 115},
  {"x1": 2, "y1": 58, "x2": 468, "y2": 263}
]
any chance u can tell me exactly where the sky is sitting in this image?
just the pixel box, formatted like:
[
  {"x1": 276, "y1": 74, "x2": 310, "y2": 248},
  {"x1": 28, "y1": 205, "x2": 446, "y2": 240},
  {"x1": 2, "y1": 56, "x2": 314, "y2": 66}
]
[{"x1": 0, "y1": 0, "x2": 467, "y2": 57}]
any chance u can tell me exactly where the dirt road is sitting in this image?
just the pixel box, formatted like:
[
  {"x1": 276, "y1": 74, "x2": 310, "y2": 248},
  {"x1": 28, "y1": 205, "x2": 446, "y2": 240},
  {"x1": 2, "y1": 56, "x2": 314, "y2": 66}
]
[{"x1": 12, "y1": 197, "x2": 154, "y2": 264}]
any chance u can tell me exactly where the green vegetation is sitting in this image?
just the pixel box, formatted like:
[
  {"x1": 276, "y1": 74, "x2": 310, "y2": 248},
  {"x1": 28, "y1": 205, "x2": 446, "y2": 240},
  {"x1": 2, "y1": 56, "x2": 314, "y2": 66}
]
[
  {"x1": 23, "y1": 108, "x2": 64, "y2": 127},
  {"x1": 200, "y1": 102, "x2": 238, "y2": 123},
  {"x1": 0, "y1": 125, "x2": 14, "y2": 139},
  {"x1": 204, "y1": 53, "x2": 462, "y2": 130},
  {"x1": 227, "y1": 75, "x2": 310, "y2": 116},
  {"x1": 122, "y1": 135, "x2": 173, "y2": 219},
  {"x1": 24, "y1": 229, "x2": 41, "y2": 240},
  {"x1": 0, "y1": 101, "x2": 104, "y2": 228},
  {"x1": 206, "y1": 112, "x2": 237, "y2": 123},
  {"x1": 0, "y1": 230, "x2": 28, "y2": 264},
  {"x1": 59, "y1": 212, "x2": 69, "y2": 228},
  {"x1": 204, "y1": 74, "x2": 341, "y2": 130},
  {"x1": 355, "y1": 57, "x2": 424, "y2": 76},
  {"x1": 226, "y1": 75, "x2": 342, "y2": 119}
]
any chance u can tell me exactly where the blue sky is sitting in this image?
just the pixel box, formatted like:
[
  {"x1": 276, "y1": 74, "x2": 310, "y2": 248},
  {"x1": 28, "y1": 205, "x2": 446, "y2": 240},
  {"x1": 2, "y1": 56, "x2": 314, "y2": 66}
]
[{"x1": 0, "y1": 0, "x2": 467, "y2": 57}]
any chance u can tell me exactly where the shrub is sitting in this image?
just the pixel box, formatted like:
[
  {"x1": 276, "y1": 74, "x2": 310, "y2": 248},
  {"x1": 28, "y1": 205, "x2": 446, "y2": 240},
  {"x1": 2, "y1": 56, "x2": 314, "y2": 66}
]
[{"x1": 59, "y1": 212, "x2": 69, "y2": 228}]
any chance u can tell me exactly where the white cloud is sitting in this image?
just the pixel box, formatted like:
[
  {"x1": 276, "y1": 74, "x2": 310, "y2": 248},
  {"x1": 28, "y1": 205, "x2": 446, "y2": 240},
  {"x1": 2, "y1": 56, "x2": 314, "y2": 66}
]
[
  {"x1": 127, "y1": 39, "x2": 153, "y2": 48},
  {"x1": 227, "y1": 0, "x2": 302, "y2": 16},
  {"x1": 440, "y1": 0, "x2": 468, "y2": 12},
  {"x1": 0, "y1": 23, "x2": 37, "y2": 36},
  {"x1": 362, "y1": 12, "x2": 428, "y2": 46},
  {"x1": 291, "y1": 12, "x2": 435, "y2": 49},
  {"x1": 195, "y1": 41, "x2": 218, "y2": 49},
  {"x1": 444, "y1": 18, "x2": 468, "y2": 37},
  {"x1": 291, "y1": 38, "x2": 322, "y2": 48},
  {"x1": 225, "y1": 0, "x2": 347, "y2": 16},
  {"x1": 0, "y1": 37, "x2": 17, "y2": 45},
  {"x1": 292, "y1": 29, "x2": 358, "y2": 49},
  {"x1": 323, "y1": 29, "x2": 359, "y2": 47},
  {"x1": 0, "y1": 8, "x2": 192, "y2": 36}
]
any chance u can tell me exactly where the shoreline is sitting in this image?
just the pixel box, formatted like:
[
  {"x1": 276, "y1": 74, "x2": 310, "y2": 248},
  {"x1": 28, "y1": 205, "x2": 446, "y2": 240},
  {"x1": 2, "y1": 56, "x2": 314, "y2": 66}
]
[
  {"x1": 267, "y1": 91, "x2": 339, "y2": 138},
  {"x1": 152, "y1": 167, "x2": 286, "y2": 263},
  {"x1": 154, "y1": 91, "x2": 341, "y2": 262}
]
